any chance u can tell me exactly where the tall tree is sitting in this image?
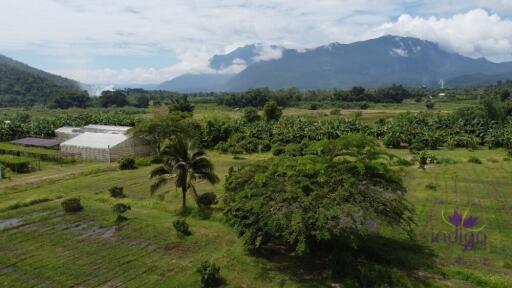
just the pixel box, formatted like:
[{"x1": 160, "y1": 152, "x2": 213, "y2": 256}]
[{"x1": 150, "y1": 137, "x2": 219, "y2": 212}]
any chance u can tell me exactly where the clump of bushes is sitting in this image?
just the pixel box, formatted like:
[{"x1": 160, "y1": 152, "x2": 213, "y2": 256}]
[
  {"x1": 425, "y1": 183, "x2": 437, "y2": 190},
  {"x1": 134, "y1": 157, "x2": 151, "y2": 167},
  {"x1": 309, "y1": 103, "x2": 320, "y2": 110},
  {"x1": 118, "y1": 157, "x2": 137, "y2": 170},
  {"x1": 109, "y1": 186, "x2": 126, "y2": 198},
  {"x1": 112, "y1": 203, "x2": 131, "y2": 223},
  {"x1": 284, "y1": 143, "x2": 303, "y2": 157},
  {"x1": 271, "y1": 144, "x2": 286, "y2": 156},
  {"x1": 197, "y1": 192, "x2": 218, "y2": 207},
  {"x1": 61, "y1": 198, "x2": 83, "y2": 213},
  {"x1": 197, "y1": 260, "x2": 223, "y2": 288},
  {"x1": 467, "y1": 156, "x2": 482, "y2": 164},
  {"x1": 173, "y1": 219, "x2": 191, "y2": 236},
  {"x1": 0, "y1": 155, "x2": 32, "y2": 173}
]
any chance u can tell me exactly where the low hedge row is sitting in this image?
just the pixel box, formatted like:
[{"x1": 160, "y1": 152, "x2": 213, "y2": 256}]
[
  {"x1": 0, "y1": 143, "x2": 71, "y2": 163},
  {"x1": 0, "y1": 155, "x2": 33, "y2": 173}
]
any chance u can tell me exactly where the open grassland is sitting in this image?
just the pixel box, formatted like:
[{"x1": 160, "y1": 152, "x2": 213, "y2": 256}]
[{"x1": 1, "y1": 148, "x2": 512, "y2": 287}]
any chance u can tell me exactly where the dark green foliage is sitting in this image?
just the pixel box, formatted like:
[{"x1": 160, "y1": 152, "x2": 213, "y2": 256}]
[
  {"x1": 112, "y1": 203, "x2": 131, "y2": 224},
  {"x1": 0, "y1": 54, "x2": 80, "y2": 107},
  {"x1": 467, "y1": 156, "x2": 482, "y2": 164},
  {"x1": 50, "y1": 91, "x2": 91, "y2": 109},
  {"x1": 135, "y1": 95, "x2": 150, "y2": 108},
  {"x1": 416, "y1": 151, "x2": 437, "y2": 169},
  {"x1": 425, "y1": 183, "x2": 437, "y2": 190},
  {"x1": 109, "y1": 186, "x2": 126, "y2": 198},
  {"x1": 447, "y1": 134, "x2": 479, "y2": 149},
  {"x1": 197, "y1": 192, "x2": 218, "y2": 207},
  {"x1": 409, "y1": 141, "x2": 426, "y2": 153},
  {"x1": 169, "y1": 96, "x2": 194, "y2": 113},
  {"x1": 202, "y1": 118, "x2": 232, "y2": 148},
  {"x1": 263, "y1": 100, "x2": 282, "y2": 122},
  {"x1": 284, "y1": 143, "x2": 303, "y2": 157},
  {"x1": 224, "y1": 135, "x2": 414, "y2": 254},
  {"x1": 0, "y1": 110, "x2": 137, "y2": 142},
  {"x1": 359, "y1": 102, "x2": 369, "y2": 109},
  {"x1": 242, "y1": 107, "x2": 261, "y2": 123},
  {"x1": 196, "y1": 260, "x2": 223, "y2": 288},
  {"x1": 150, "y1": 137, "x2": 219, "y2": 211},
  {"x1": 0, "y1": 155, "x2": 32, "y2": 173},
  {"x1": 99, "y1": 91, "x2": 129, "y2": 107},
  {"x1": 309, "y1": 103, "x2": 319, "y2": 110},
  {"x1": 425, "y1": 99, "x2": 435, "y2": 109},
  {"x1": 118, "y1": 158, "x2": 137, "y2": 170},
  {"x1": 112, "y1": 203, "x2": 131, "y2": 214},
  {"x1": 271, "y1": 144, "x2": 286, "y2": 156},
  {"x1": 173, "y1": 219, "x2": 191, "y2": 236},
  {"x1": 61, "y1": 198, "x2": 83, "y2": 213}
]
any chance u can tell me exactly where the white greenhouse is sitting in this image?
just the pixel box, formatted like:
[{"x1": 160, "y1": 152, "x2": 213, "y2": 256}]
[{"x1": 57, "y1": 125, "x2": 151, "y2": 162}]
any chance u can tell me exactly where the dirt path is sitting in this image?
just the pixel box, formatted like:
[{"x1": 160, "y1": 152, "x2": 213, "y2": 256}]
[{"x1": 0, "y1": 165, "x2": 116, "y2": 191}]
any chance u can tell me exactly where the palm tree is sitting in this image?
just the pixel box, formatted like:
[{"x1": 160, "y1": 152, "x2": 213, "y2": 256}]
[{"x1": 150, "y1": 137, "x2": 219, "y2": 212}]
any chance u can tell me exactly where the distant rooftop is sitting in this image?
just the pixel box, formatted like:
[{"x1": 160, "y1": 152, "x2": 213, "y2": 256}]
[
  {"x1": 60, "y1": 132, "x2": 128, "y2": 149},
  {"x1": 83, "y1": 125, "x2": 131, "y2": 133},
  {"x1": 10, "y1": 137, "x2": 60, "y2": 148}
]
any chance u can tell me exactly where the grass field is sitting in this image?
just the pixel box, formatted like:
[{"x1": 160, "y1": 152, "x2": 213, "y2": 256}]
[{"x1": 1, "y1": 148, "x2": 512, "y2": 287}]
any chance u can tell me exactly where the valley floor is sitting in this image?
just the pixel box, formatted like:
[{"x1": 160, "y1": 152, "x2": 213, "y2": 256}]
[{"x1": 1, "y1": 149, "x2": 512, "y2": 287}]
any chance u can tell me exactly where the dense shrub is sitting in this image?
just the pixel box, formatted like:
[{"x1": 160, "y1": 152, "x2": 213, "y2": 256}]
[
  {"x1": 0, "y1": 155, "x2": 32, "y2": 173},
  {"x1": 263, "y1": 100, "x2": 282, "y2": 122},
  {"x1": 113, "y1": 203, "x2": 131, "y2": 223},
  {"x1": 284, "y1": 143, "x2": 303, "y2": 157},
  {"x1": 173, "y1": 219, "x2": 191, "y2": 236},
  {"x1": 271, "y1": 144, "x2": 286, "y2": 156},
  {"x1": 197, "y1": 192, "x2": 218, "y2": 207},
  {"x1": 467, "y1": 156, "x2": 482, "y2": 164},
  {"x1": 134, "y1": 157, "x2": 151, "y2": 167},
  {"x1": 425, "y1": 183, "x2": 437, "y2": 190},
  {"x1": 118, "y1": 158, "x2": 137, "y2": 170},
  {"x1": 242, "y1": 107, "x2": 261, "y2": 123},
  {"x1": 109, "y1": 186, "x2": 126, "y2": 198},
  {"x1": 61, "y1": 198, "x2": 83, "y2": 213},
  {"x1": 224, "y1": 137, "x2": 414, "y2": 254},
  {"x1": 196, "y1": 260, "x2": 223, "y2": 288}
]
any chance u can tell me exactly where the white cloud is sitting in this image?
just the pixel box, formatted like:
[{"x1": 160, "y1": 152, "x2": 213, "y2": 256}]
[
  {"x1": 252, "y1": 45, "x2": 284, "y2": 62},
  {"x1": 372, "y1": 9, "x2": 512, "y2": 62},
  {"x1": 2, "y1": 1, "x2": 512, "y2": 84}
]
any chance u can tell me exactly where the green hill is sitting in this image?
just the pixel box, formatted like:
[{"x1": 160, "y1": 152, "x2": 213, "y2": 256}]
[{"x1": 0, "y1": 54, "x2": 81, "y2": 106}]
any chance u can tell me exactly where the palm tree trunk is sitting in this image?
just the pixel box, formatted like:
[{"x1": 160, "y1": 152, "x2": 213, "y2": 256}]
[{"x1": 181, "y1": 185, "x2": 187, "y2": 212}]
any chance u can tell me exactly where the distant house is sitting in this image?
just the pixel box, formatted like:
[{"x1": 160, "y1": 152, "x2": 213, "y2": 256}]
[
  {"x1": 57, "y1": 124, "x2": 151, "y2": 162},
  {"x1": 438, "y1": 93, "x2": 446, "y2": 97}
]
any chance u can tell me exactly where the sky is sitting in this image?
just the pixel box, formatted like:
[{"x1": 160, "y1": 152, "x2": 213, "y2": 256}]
[{"x1": 2, "y1": 0, "x2": 512, "y2": 85}]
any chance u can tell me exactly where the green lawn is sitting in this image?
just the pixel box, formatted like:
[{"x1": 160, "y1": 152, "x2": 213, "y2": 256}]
[{"x1": 1, "y1": 148, "x2": 512, "y2": 287}]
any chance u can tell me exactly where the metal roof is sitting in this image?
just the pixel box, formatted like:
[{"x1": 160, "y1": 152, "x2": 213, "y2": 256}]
[
  {"x1": 10, "y1": 137, "x2": 60, "y2": 148},
  {"x1": 60, "y1": 132, "x2": 129, "y2": 149}
]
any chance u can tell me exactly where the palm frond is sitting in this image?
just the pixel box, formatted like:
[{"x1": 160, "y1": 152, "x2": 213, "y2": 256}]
[
  {"x1": 150, "y1": 165, "x2": 171, "y2": 178},
  {"x1": 150, "y1": 176, "x2": 169, "y2": 195}
]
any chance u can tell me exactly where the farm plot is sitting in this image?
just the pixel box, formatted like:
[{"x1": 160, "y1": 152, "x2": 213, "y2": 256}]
[{"x1": 402, "y1": 150, "x2": 512, "y2": 284}]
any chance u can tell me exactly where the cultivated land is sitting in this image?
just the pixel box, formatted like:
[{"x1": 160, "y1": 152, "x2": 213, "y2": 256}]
[{"x1": 1, "y1": 104, "x2": 512, "y2": 287}]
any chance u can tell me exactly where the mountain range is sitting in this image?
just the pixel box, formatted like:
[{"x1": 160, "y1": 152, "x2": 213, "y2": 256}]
[
  {"x1": 3, "y1": 35, "x2": 512, "y2": 98},
  {"x1": 158, "y1": 35, "x2": 512, "y2": 92}
]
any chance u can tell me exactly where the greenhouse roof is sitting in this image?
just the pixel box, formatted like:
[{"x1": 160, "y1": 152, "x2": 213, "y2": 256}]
[
  {"x1": 10, "y1": 137, "x2": 60, "y2": 148},
  {"x1": 60, "y1": 132, "x2": 128, "y2": 149}
]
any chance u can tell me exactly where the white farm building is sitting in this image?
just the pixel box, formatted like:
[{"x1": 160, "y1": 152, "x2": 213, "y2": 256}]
[{"x1": 56, "y1": 125, "x2": 151, "y2": 162}]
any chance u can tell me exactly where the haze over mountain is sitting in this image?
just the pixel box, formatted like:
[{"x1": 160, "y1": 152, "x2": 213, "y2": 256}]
[
  {"x1": 157, "y1": 74, "x2": 234, "y2": 93},
  {"x1": 157, "y1": 35, "x2": 512, "y2": 92},
  {"x1": 0, "y1": 54, "x2": 80, "y2": 100}
]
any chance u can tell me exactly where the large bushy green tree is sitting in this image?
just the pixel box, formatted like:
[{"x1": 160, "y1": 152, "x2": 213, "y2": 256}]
[{"x1": 224, "y1": 134, "x2": 414, "y2": 254}]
